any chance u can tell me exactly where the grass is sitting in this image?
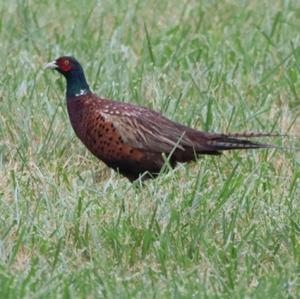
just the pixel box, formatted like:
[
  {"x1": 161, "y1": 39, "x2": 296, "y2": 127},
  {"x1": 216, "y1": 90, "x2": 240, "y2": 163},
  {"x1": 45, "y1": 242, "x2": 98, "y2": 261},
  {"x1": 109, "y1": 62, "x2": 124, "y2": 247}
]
[{"x1": 0, "y1": 0, "x2": 300, "y2": 298}]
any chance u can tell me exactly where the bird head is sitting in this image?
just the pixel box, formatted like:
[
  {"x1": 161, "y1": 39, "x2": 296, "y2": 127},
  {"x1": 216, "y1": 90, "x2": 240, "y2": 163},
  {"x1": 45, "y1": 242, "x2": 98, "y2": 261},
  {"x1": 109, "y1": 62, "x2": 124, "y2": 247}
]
[
  {"x1": 45, "y1": 56, "x2": 83, "y2": 77},
  {"x1": 45, "y1": 56, "x2": 90, "y2": 97}
]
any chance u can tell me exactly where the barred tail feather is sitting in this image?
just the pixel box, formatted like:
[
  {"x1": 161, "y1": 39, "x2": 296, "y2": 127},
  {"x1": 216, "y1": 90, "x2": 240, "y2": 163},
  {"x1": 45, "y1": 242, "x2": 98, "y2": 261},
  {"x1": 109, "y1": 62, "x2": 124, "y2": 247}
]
[
  {"x1": 205, "y1": 135, "x2": 275, "y2": 151},
  {"x1": 223, "y1": 131, "x2": 285, "y2": 139}
]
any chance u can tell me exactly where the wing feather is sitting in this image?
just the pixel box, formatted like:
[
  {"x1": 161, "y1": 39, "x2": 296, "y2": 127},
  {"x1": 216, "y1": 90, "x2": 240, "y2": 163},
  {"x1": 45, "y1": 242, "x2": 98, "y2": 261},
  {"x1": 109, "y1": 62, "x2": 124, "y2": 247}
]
[{"x1": 100, "y1": 110, "x2": 192, "y2": 152}]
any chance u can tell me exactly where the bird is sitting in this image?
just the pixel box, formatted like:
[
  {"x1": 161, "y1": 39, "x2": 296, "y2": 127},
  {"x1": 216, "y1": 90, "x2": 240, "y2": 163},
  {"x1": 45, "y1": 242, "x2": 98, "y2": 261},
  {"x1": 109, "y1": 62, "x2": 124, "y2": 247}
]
[{"x1": 45, "y1": 56, "x2": 277, "y2": 182}]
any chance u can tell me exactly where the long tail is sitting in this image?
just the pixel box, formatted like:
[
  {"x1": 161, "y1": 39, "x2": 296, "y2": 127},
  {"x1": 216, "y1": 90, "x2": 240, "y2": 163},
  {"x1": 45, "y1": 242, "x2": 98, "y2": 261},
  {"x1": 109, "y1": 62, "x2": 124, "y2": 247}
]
[
  {"x1": 172, "y1": 131, "x2": 280, "y2": 163},
  {"x1": 222, "y1": 131, "x2": 286, "y2": 139},
  {"x1": 206, "y1": 134, "x2": 275, "y2": 151},
  {"x1": 190, "y1": 131, "x2": 279, "y2": 154}
]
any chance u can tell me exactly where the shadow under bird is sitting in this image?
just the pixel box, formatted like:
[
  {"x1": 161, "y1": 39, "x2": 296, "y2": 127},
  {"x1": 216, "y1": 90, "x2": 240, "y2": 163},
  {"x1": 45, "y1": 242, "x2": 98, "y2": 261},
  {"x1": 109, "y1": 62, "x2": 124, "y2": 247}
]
[{"x1": 45, "y1": 56, "x2": 277, "y2": 181}]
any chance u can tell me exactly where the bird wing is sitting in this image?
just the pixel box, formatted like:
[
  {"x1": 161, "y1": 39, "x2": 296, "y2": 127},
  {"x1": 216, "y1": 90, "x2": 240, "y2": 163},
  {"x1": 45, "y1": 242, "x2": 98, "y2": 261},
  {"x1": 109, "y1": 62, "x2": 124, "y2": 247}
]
[{"x1": 99, "y1": 108, "x2": 197, "y2": 153}]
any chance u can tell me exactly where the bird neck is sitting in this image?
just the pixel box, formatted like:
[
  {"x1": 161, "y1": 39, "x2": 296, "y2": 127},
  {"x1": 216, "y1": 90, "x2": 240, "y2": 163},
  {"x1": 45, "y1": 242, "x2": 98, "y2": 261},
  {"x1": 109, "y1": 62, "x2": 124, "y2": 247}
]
[{"x1": 65, "y1": 69, "x2": 91, "y2": 98}]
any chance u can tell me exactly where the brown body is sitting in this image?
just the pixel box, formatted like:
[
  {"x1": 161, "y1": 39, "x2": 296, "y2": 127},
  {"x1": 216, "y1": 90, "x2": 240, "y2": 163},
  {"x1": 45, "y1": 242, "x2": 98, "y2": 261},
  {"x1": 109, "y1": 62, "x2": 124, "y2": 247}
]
[
  {"x1": 67, "y1": 93, "x2": 273, "y2": 181},
  {"x1": 67, "y1": 95, "x2": 156, "y2": 180}
]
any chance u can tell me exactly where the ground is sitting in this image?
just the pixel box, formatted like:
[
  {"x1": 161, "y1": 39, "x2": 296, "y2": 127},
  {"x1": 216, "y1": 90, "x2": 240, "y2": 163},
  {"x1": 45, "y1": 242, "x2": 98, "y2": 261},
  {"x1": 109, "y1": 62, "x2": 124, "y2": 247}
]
[{"x1": 0, "y1": 0, "x2": 300, "y2": 298}]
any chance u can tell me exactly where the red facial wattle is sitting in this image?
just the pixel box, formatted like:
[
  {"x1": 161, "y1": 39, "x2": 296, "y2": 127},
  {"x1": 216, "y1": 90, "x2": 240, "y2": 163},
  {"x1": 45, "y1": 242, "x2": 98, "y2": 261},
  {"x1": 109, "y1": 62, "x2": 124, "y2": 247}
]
[{"x1": 57, "y1": 59, "x2": 72, "y2": 72}]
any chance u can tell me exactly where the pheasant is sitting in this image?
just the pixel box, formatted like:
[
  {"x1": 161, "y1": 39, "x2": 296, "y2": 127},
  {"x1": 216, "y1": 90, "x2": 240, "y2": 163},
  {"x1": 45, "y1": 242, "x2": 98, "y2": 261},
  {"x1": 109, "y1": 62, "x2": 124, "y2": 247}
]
[{"x1": 45, "y1": 56, "x2": 277, "y2": 181}]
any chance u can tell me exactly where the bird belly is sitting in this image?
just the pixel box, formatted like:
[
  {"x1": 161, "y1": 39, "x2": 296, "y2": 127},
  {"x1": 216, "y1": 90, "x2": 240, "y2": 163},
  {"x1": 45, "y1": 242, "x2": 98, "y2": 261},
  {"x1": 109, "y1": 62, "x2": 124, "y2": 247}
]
[{"x1": 81, "y1": 128, "x2": 164, "y2": 180}]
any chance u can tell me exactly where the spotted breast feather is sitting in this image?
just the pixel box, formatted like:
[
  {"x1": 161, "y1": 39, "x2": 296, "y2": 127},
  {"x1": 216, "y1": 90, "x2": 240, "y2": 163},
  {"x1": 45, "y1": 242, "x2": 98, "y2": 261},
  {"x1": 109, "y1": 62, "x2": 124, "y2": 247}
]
[{"x1": 67, "y1": 95, "x2": 164, "y2": 181}]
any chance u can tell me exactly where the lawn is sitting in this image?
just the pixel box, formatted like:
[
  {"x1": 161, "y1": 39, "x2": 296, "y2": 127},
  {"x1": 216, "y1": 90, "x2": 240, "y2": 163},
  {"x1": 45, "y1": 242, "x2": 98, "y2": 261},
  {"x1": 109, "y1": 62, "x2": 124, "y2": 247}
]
[{"x1": 0, "y1": 0, "x2": 300, "y2": 298}]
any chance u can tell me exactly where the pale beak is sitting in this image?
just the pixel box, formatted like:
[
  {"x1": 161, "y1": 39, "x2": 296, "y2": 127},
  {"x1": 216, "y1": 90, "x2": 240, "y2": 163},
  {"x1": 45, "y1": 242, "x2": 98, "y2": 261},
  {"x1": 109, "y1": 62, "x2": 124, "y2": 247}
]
[{"x1": 44, "y1": 61, "x2": 57, "y2": 69}]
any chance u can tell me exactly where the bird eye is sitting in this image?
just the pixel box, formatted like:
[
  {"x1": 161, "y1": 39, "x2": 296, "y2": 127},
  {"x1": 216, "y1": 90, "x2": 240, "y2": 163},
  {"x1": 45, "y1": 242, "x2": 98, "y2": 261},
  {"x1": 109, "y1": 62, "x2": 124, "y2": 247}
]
[{"x1": 64, "y1": 60, "x2": 70, "y2": 66}]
